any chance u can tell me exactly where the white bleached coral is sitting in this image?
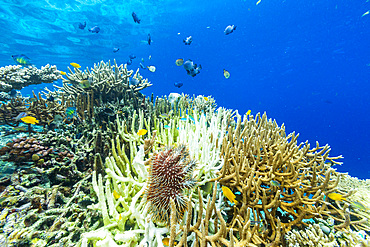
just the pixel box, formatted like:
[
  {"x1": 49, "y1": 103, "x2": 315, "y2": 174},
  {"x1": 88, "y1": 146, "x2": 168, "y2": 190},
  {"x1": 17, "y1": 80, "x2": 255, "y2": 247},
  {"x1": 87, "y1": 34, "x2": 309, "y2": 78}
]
[{"x1": 0, "y1": 64, "x2": 62, "y2": 92}]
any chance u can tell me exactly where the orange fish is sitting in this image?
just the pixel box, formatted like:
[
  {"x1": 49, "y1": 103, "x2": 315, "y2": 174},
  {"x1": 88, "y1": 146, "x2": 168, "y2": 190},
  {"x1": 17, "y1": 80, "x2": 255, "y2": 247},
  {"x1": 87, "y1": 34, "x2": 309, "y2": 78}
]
[{"x1": 137, "y1": 129, "x2": 148, "y2": 136}]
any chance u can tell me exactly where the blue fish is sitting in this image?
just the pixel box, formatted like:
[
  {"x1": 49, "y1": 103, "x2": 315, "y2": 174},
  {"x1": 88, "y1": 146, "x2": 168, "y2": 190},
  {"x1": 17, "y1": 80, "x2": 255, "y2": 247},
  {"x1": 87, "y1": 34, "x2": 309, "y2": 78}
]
[
  {"x1": 132, "y1": 12, "x2": 141, "y2": 24},
  {"x1": 12, "y1": 54, "x2": 32, "y2": 66},
  {"x1": 174, "y1": 82, "x2": 183, "y2": 88},
  {"x1": 129, "y1": 54, "x2": 136, "y2": 60},
  {"x1": 66, "y1": 107, "x2": 77, "y2": 119},
  {"x1": 139, "y1": 63, "x2": 146, "y2": 69},
  {"x1": 130, "y1": 78, "x2": 140, "y2": 86},
  {"x1": 113, "y1": 47, "x2": 119, "y2": 53},
  {"x1": 147, "y1": 33, "x2": 152, "y2": 45},
  {"x1": 89, "y1": 26, "x2": 100, "y2": 33},
  {"x1": 13, "y1": 112, "x2": 27, "y2": 121},
  {"x1": 224, "y1": 25, "x2": 236, "y2": 35},
  {"x1": 78, "y1": 21, "x2": 86, "y2": 29},
  {"x1": 127, "y1": 59, "x2": 132, "y2": 65},
  {"x1": 164, "y1": 125, "x2": 171, "y2": 129}
]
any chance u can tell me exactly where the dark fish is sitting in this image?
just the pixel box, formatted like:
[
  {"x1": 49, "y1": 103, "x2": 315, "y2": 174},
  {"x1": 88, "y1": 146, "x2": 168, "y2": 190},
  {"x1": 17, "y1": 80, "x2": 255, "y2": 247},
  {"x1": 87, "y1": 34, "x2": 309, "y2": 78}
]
[
  {"x1": 78, "y1": 199, "x2": 94, "y2": 208},
  {"x1": 174, "y1": 82, "x2": 183, "y2": 88},
  {"x1": 127, "y1": 59, "x2": 132, "y2": 65},
  {"x1": 183, "y1": 36, "x2": 192, "y2": 45},
  {"x1": 113, "y1": 47, "x2": 119, "y2": 53},
  {"x1": 147, "y1": 33, "x2": 152, "y2": 45},
  {"x1": 78, "y1": 21, "x2": 86, "y2": 29},
  {"x1": 129, "y1": 54, "x2": 136, "y2": 60},
  {"x1": 12, "y1": 54, "x2": 32, "y2": 66},
  {"x1": 224, "y1": 25, "x2": 236, "y2": 35},
  {"x1": 47, "y1": 95, "x2": 54, "y2": 102},
  {"x1": 132, "y1": 12, "x2": 141, "y2": 24},
  {"x1": 89, "y1": 26, "x2": 100, "y2": 33},
  {"x1": 139, "y1": 63, "x2": 146, "y2": 69},
  {"x1": 8, "y1": 89, "x2": 17, "y2": 97}
]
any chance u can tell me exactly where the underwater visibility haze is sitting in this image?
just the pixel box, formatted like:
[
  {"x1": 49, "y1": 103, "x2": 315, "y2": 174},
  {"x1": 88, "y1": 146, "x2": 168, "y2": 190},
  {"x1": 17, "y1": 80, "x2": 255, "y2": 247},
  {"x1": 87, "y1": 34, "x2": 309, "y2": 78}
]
[{"x1": 0, "y1": 0, "x2": 369, "y2": 246}]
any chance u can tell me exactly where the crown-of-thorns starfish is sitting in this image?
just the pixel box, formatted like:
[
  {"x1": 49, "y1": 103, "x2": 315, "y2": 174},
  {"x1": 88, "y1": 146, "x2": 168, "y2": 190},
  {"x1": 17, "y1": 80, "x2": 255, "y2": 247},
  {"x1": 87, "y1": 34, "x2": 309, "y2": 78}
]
[{"x1": 145, "y1": 144, "x2": 196, "y2": 224}]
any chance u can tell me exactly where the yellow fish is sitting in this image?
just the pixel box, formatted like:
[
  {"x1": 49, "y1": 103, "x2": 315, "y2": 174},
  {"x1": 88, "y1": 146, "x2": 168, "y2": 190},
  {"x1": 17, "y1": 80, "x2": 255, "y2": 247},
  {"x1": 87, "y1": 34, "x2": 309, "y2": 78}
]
[
  {"x1": 70, "y1": 62, "x2": 81, "y2": 68},
  {"x1": 222, "y1": 186, "x2": 237, "y2": 204},
  {"x1": 204, "y1": 96, "x2": 209, "y2": 101},
  {"x1": 246, "y1": 110, "x2": 251, "y2": 115},
  {"x1": 256, "y1": 0, "x2": 261, "y2": 5},
  {"x1": 21, "y1": 116, "x2": 39, "y2": 124},
  {"x1": 175, "y1": 58, "x2": 184, "y2": 66},
  {"x1": 137, "y1": 129, "x2": 148, "y2": 136},
  {"x1": 60, "y1": 71, "x2": 67, "y2": 75},
  {"x1": 223, "y1": 69, "x2": 230, "y2": 79},
  {"x1": 328, "y1": 193, "x2": 347, "y2": 202},
  {"x1": 147, "y1": 65, "x2": 156, "y2": 72},
  {"x1": 113, "y1": 190, "x2": 120, "y2": 200},
  {"x1": 162, "y1": 238, "x2": 178, "y2": 246}
]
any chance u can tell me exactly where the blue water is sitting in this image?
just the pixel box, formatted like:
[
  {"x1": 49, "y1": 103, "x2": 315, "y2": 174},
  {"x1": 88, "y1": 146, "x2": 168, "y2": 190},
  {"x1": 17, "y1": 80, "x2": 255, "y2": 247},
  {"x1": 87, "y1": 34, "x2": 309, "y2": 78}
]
[{"x1": 0, "y1": 0, "x2": 369, "y2": 178}]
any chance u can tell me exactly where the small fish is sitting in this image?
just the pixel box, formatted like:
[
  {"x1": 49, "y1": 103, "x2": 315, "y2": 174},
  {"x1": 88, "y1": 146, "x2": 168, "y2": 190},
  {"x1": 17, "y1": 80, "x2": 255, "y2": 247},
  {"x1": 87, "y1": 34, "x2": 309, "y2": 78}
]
[
  {"x1": 362, "y1": 11, "x2": 369, "y2": 17},
  {"x1": 66, "y1": 107, "x2": 77, "y2": 118},
  {"x1": 183, "y1": 36, "x2": 192, "y2": 45},
  {"x1": 159, "y1": 113, "x2": 169, "y2": 119},
  {"x1": 174, "y1": 82, "x2": 183, "y2": 88},
  {"x1": 113, "y1": 47, "x2": 120, "y2": 53},
  {"x1": 21, "y1": 116, "x2": 39, "y2": 124},
  {"x1": 200, "y1": 182, "x2": 213, "y2": 194},
  {"x1": 164, "y1": 125, "x2": 171, "y2": 129},
  {"x1": 328, "y1": 193, "x2": 347, "y2": 202},
  {"x1": 180, "y1": 117, "x2": 187, "y2": 121},
  {"x1": 350, "y1": 201, "x2": 367, "y2": 211},
  {"x1": 222, "y1": 186, "x2": 238, "y2": 205},
  {"x1": 80, "y1": 80, "x2": 91, "y2": 89},
  {"x1": 141, "y1": 58, "x2": 145, "y2": 62},
  {"x1": 256, "y1": 0, "x2": 261, "y2": 5},
  {"x1": 129, "y1": 54, "x2": 136, "y2": 60},
  {"x1": 132, "y1": 12, "x2": 141, "y2": 24},
  {"x1": 78, "y1": 199, "x2": 94, "y2": 208},
  {"x1": 270, "y1": 180, "x2": 280, "y2": 187},
  {"x1": 47, "y1": 95, "x2": 54, "y2": 101},
  {"x1": 78, "y1": 21, "x2": 86, "y2": 29},
  {"x1": 12, "y1": 54, "x2": 32, "y2": 66},
  {"x1": 223, "y1": 69, "x2": 230, "y2": 79},
  {"x1": 130, "y1": 77, "x2": 140, "y2": 86},
  {"x1": 89, "y1": 26, "x2": 100, "y2": 33},
  {"x1": 147, "y1": 33, "x2": 152, "y2": 45},
  {"x1": 148, "y1": 55, "x2": 152, "y2": 60},
  {"x1": 8, "y1": 89, "x2": 17, "y2": 97},
  {"x1": 137, "y1": 129, "x2": 147, "y2": 136},
  {"x1": 246, "y1": 110, "x2": 251, "y2": 115},
  {"x1": 70, "y1": 62, "x2": 81, "y2": 68},
  {"x1": 127, "y1": 59, "x2": 133, "y2": 65},
  {"x1": 204, "y1": 96, "x2": 209, "y2": 101},
  {"x1": 113, "y1": 190, "x2": 120, "y2": 200},
  {"x1": 175, "y1": 58, "x2": 184, "y2": 66},
  {"x1": 147, "y1": 65, "x2": 156, "y2": 72},
  {"x1": 13, "y1": 126, "x2": 27, "y2": 131},
  {"x1": 224, "y1": 25, "x2": 237, "y2": 35},
  {"x1": 139, "y1": 63, "x2": 146, "y2": 69},
  {"x1": 13, "y1": 112, "x2": 27, "y2": 121},
  {"x1": 235, "y1": 191, "x2": 241, "y2": 195},
  {"x1": 162, "y1": 238, "x2": 178, "y2": 246},
  {"x1": 60, "y1": 71, "x2": 67, "y2": 75}
]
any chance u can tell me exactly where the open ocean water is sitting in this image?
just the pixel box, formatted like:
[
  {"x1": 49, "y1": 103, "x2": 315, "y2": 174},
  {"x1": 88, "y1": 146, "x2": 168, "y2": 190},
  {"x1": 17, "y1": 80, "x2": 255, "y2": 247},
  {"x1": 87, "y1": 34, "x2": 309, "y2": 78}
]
[{"x1": 0, "y1": 0, "x2": 369, "y2": 178}]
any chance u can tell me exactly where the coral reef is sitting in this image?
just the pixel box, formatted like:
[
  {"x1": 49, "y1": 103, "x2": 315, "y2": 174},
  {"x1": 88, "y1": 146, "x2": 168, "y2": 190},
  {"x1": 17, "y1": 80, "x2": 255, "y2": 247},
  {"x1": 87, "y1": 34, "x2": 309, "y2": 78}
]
[{"x1": 0, "y1": 64, "x2": 62, "y2": 92}]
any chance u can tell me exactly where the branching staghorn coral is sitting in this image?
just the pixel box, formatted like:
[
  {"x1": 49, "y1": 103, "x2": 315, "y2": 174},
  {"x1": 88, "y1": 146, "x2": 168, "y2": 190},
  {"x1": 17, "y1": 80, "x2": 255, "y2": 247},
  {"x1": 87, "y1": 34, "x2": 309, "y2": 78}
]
[
  {"x1": 56, "y1": 60, "x2": 152, "y2": 103},
  {"x1": 0, "y1": 64, "x2": 62, "y2": 92},
  {"x1": 212, "y1": 112, "x2": 344, "y2": 245}
]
